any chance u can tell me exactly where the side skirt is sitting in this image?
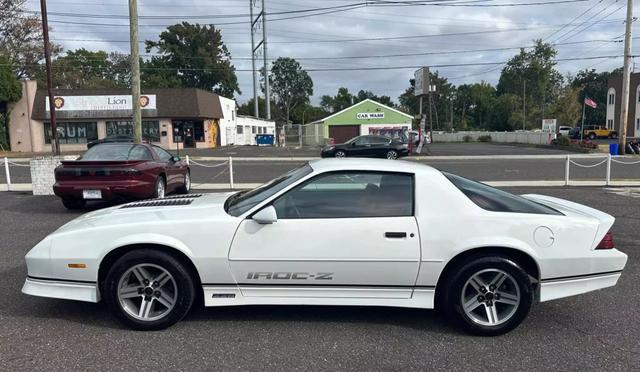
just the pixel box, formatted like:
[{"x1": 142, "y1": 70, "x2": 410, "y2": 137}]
[{"x1": 202, "y1": 285, "x2": 435, "y2": 309}]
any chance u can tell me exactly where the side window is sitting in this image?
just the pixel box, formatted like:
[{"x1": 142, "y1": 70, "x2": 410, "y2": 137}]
[
  {"x1": 371, "y1": 137, "x2": 390, "y2": 144},
  {"x1": 152, "y1": 146, "x2": 173, "y2": 162},
  {"x1": 272, "y1": 172, "x2": 413, "y2": 219},
  {"x1": 354, "y1": 137, "x2": 370, "y2": 146}
]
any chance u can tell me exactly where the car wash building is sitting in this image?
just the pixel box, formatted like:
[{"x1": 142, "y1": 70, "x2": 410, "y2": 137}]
[
  {"x1": 311, "y1": 99, "x2": 413, "y2": 144},
  {"x1": 8, "y1": 81, "x2": 275, "y2": 152}
]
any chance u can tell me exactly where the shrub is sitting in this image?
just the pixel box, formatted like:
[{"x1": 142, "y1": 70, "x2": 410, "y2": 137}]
[
  {"x1": 463, "y1": 135, "x2": 473, "y2": 142},
  {"x1": 478, "y1": 135, "x2": 492, "y2": 142},
  {"x1": 556, "y1": 135, "x2": 571, "y2": 146}
]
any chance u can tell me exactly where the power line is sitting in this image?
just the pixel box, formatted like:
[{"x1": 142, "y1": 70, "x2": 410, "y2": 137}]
[
  {"x1": 543, "y1": 0, "x2": 606, "y2": 41},
  {"x1": 2, "y1": 54, "x2": 629, "y2": 72}
]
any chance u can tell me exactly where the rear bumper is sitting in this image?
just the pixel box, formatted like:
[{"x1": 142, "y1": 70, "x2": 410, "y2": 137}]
[
  {"x1": 53, "y1": 179, "x2": 154, "y2": 200},
  {"x1": 22, "y1": 277, "x2": 99, "y2": 303},
  {"x1": 539, "y1": 271, "x2": 622, "y2": 302}
]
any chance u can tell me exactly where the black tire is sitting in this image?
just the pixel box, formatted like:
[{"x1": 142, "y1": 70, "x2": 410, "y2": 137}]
[
  {"x1": 177, "y1": 169, "x2": 191, "y2": 194},
  {"x1": 61, "y1": 198, "x2": 86, "y2": 210},
  {"x1": 335, "y1": 150, "x2": 346, "y2": 158},
  {"x1": 153, "y1": 175, "x2": 166, "y2": 199},
  {"x1": 386, "y1": 150, "x2": 398, "y2": 160},
  {"x1": 440, "y1": 256, "x2": 533, "y2": 336},
  {"x1": 103, "y1": 249, "x2": 196, "y2": 331},
  {"x1": 611, "y1": 133, "x2": 618, "y2": 139}
]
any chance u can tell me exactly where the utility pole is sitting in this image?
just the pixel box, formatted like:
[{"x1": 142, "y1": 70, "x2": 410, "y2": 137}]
[
  {"x1": 618, "y1": 0, "x2": 633, "y2": 154},
  {"x1": 249, "y1": 0, "x2": 259, "y2": 118},
  {"x1": 261, "y1": 0, "x2": 271, "y2": 120},
  {"x1": 128, "y1": 0, "x2": 142, "y2": 143},
  {"x1": 40, "y1": 0, "x2": 59, "y2": 155},
  {"x1": 522, "y1": 80, "x2": 527, "y2": 131}
]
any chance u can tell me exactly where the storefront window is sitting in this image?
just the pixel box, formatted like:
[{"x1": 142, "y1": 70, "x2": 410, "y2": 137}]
[
  {"x1": 44, "y1": 122, "x2": 98, "y2": 144},
  {"x1": 106, "y1": 121, "x2": 160, "y2": 142},
  {"x1": 172, "y1": 120, "x2": 204, "y2": 143}
]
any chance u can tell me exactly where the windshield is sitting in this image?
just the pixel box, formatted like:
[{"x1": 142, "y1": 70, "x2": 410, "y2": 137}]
[
  {"x1": 79, "y1": 144, "x2": 153, "y2": 161},
  {"x1": 225, "y1": 164, "x2": 313, "y2": 216}
]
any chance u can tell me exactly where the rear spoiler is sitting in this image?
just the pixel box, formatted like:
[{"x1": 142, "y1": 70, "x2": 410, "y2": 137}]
[
  {"x1": 522, "y1": 194, "x2": 615, "y2": 249},
  {"x1": 60, "y1": 160, "x2": 145, "y2": 166}
]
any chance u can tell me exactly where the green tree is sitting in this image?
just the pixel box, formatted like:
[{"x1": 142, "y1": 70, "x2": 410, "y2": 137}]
[
  {"x1": 490, "y1": 94, "x2": 521, "y2": 131},
  {"x1": 237, "y1": 96, "x2": 280, "y2": 120},
  {"x1": 263, "y1": 57, "x2": 313, "y2": 125},
  {"x1": 291, "y1": 103, "x2": 327, "y2": 124},
  {"x1": 42, "y1": 49, "x2": 130, "y2": 89},
  {"x1": 553, "y1": 86, "x2": 582, "y2": 127},
  {"x1": 320, "y1": 87, "x2": 354, "y2": 113},
  {"x1": 398, "y1": 72, "x2": 456, "y2": 130},
  {"x1": 0, "y1": 53, "x2": 22, "y2": 149},
  {"x1": 571, "y1": 68, "x2": 620, "y2": 125},
  {"x1": 144, "y1": 22, "x2": 240, "y2": 96},
  {"x1": 0, "y1": 0, "x2": 61, "y2": 79},
  {"x1": 497, "y1": 40, "x2": 563, "y2": 128}
]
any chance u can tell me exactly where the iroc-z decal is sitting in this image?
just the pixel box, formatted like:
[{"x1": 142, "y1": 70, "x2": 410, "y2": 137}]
[{"x1": 246, "y1": 272, "x2": 334, "y2": 280}]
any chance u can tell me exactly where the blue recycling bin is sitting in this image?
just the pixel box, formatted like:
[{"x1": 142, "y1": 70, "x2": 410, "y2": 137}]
[
  {"x1": 609, "y1": 143, "x2": 619, "y2": 156},
  {"x1": 256, "y1": 134, "x2": 274, "y2": 146}
]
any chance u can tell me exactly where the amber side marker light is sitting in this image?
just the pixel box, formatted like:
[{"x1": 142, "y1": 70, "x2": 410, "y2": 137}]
[
  {"x1": 67, "y1": 263, "x2": 87, "y2": 269},
  {"x1": 596, "y1": 231, "x2": 615, "y2": 250}
]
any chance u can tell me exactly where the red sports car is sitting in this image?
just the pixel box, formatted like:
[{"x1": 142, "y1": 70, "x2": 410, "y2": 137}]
[{"x1": 53, "y1": 143, "x2": 190, "y2": 209}]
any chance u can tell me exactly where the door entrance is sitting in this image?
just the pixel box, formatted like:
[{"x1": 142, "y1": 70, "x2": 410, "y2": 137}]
[{"x1": 329, "y1": 125, "x2": 360, "y2": 144}]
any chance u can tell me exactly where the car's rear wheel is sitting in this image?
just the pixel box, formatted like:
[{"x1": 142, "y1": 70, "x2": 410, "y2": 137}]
[
  {"x1": 61, "y1": 198, "x2": 86, "y2": 210},
  {"x1": 154, "y1": 176, "x2": 166, "y2": 199},
  {"x1": 177, "y1": 170, "x2": 191, "y2": 194},
  {"x1": 103, "y1": 249, "x2": 196, "y2": 331},
  {"x1": 589, "y1": 133, "x2": 596, "y2": 140},
  {"x1": 335, "y1": 150, "x2": 346, "y2": 158},
  {"x1": 442, "y1": 256, "x2": 533, "y2": 336},
  {"x1": 610, "y1": 133, "x2": 618, "y2": 139},
  {"x1": 386, "y1": 150, "x2": 398, "y2": 160}
]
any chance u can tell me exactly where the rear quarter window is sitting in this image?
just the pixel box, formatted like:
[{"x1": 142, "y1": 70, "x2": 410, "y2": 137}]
[{"x1": 443, "y1": 172, "x2": 562, "y2": 215}]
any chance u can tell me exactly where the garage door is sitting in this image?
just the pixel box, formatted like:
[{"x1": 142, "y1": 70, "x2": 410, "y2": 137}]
[{"x1": 329, "y1": 125, "x2": 360, "y2": 144}]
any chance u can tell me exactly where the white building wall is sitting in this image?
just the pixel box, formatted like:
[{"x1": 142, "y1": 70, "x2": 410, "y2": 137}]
[
  {"x1": 218, "y1": 96, "x2": 236, "y2": 146},
  {"x1": 235, "y1": 116, "x2": 276, "y2": 145},
  {"x1": 606, "y1": 87, "x2": 616, "y2": 130}
]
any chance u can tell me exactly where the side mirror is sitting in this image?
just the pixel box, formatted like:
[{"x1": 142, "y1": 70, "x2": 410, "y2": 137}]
[
  {"x1": 171, "y1": 155, "x2": 180, "y2": 162},
  {"x1": 352, "y1": 142, "x2": 357, "y2": 147},
  {"x1": 252, "y1": 205, "x2": 278, "y2": 224}
]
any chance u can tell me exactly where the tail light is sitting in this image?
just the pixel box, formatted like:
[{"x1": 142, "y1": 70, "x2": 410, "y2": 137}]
[{"x1": 596, "y1": 231, "x2": 615, "y2": 249}]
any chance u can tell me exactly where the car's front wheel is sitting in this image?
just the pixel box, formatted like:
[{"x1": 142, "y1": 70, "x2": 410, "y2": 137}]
[
  {"x1": 103, "y1": 249, "x2": 196, "y2": 331},
  {"x1": 442, "y1": 256, "x2": 533, "y2": 336},
  {"x1": 177, "y1": 170, "x2": 191, "y2": 194},
  {"x1": 153, "y1": 176, "x2": 166, "y2": 198}
]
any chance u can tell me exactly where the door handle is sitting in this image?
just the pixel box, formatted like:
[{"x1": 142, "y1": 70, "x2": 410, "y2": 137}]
[{"x1": 385, "y1": 232, "x2": 407, "y2": 239}]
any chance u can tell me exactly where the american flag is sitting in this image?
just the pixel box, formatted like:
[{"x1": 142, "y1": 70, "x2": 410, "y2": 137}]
[{"x1": 584, "y1": 97, "x2": 597, "y2": 109}]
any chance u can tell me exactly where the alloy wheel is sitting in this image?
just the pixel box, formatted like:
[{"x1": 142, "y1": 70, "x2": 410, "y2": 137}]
[
  {"x1": 184, "y1": 173, "x2": 191, "y2": 192},
  {"x1": 117, "y1": 264, "x2": 178, "y2": 321},
  {"x1": 460, "y1": 268, "x2": 520, "y2": 326},
  {"x1": 157, "y1": 179, "x2": 165, "y2": 198},
  {"x1": 335, "y1": 150, "x2": 346, "y2": 158},
  {"x1": 386, "y1": 151, "x2": 398, "y2": 160}
]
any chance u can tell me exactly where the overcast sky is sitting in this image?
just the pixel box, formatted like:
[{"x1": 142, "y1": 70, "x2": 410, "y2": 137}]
[{"x1": 24, "y1": 0, "x2": 638, "y2": 104}]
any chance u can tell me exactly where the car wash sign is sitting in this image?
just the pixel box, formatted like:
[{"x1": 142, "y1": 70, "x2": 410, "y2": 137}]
[
  {"x1": 357, "y1": 112, "x2": 385, "y2": 120},
  {"x1": 46, "y1": 95, "x2": 157, "y2": 111}
]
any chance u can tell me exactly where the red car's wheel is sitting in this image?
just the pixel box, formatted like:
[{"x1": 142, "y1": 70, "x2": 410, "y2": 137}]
[
  {"x1": 153, "y1": 176, "x2": 166, "y2": 199},
  {"x1": 177, "y1": 170, "x2": 191, "y2": 194}
]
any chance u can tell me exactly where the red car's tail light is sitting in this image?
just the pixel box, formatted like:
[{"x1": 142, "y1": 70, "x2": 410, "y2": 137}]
[{"x1": 596, "y1": 231, "x2": 615, "y2": 249}]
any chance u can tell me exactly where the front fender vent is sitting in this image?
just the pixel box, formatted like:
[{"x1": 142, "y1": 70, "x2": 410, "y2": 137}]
[{"x1": 120, "y1": 198, "x2": 195, "y2": 209}]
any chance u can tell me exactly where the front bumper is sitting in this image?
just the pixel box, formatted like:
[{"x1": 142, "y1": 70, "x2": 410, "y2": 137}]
[{"x1": 22, "y1": 277, "x2": 100, "y2": 303}]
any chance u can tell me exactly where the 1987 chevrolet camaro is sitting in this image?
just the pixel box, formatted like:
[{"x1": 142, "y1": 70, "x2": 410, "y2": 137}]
[{"x1": 23, "y1": 159, "x2": 627, "y2": 335}]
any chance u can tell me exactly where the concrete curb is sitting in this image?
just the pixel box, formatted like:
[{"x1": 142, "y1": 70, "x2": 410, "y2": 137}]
[{"x1": 4, "y1": 180, "x2": 640, "y2": 192}]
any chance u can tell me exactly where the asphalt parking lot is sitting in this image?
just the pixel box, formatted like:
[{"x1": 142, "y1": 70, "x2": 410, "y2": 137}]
[{"x1": 0, "y1": 187, "x2": 638, "y2": 370}]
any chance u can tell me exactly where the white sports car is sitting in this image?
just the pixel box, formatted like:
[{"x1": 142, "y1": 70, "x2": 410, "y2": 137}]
[{"x1": 22, "y1": 159, "x2": 627, "y2": 335}]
